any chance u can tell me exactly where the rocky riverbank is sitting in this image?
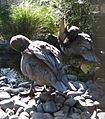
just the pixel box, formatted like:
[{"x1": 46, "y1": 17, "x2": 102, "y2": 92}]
[{"x1": 0, "y1": 69, "x2": 105, "y2": 119}]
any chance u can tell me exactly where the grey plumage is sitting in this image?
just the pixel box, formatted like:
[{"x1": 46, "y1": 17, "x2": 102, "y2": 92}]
[{"x1": 10, "y1": 35, "x2": 73, "y2": 92}]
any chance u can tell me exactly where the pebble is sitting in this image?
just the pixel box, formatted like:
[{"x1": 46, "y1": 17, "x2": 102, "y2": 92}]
[
  {"x1": 97, "y1": 112, "x2": 105, "y2": 119},
  {"x1": 80, "y1": 111, "x2": 91, "y2": 119},
  {"x1": 32, "y1": 112, "x2": 51, "y2": 119},
  {"x1": 71, "y1": 113, "x2": 81, "y2": 119},
  {"x1": 0, "y1": 91, "x2": 11, "y2": 100},
  {"x1": 14, "y1": 100, "x2": 27, "y2": 111},
  {"x1": 64, "y1": 96, "x2": 76, "y2": 107},
  {"x1": 16, "y1": 107, "x2": 24, "y2": 116},
  {"x1": 19, "y1": 112, "x2": 30, "y2": 119},
  {"x1": 54, "y1": 111, "x2": 64, "y2": 117},
  {"x1": 0, "y1": 108, "x2": 9, "y2": 119},
  {"x1": 9, "y1": 115, "x2": 18, "y2": 119},
  {"x1": 6, "y1": 108, "x2": 14, "y2": 116},
  {"x1": 0, "y1": 99, "x2": 14, "y2": 110},
  {"x1": 37, "y1": 103, "x2": 44, "y2": 112},
  {"x1": 54, "y1": 95, "x2": 65, "y2": 104},
  {"x1": 40, "y1": 92, "x2": 52, "y2": 102},
  {"x1": 43, "y1": 101, "x2": 57, "y2": 113}
]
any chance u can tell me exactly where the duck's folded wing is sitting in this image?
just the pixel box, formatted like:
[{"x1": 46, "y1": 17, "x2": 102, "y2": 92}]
[
  {"x1": 77, "y1": 34, "x2": 99, "y2": 63},
  {"x1": 28, "y1": 40, "x2": 63, "y2": 74}
]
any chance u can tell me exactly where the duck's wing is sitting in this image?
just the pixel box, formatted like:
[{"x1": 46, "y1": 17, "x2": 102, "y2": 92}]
[
  {"x1": 77, "y1": 33, "x2": 99, "y2": 63},
  {"x1": 28, "y1": 40, "x2": 63, "y2": 75}
]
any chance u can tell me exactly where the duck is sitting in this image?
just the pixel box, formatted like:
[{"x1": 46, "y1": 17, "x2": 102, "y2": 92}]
[
  {"x1": 58, "y1": 19, "x2": 99, "y2": 74},
  {"x1": 10, "y1": 35, "x2": 74, "y2": 93}
]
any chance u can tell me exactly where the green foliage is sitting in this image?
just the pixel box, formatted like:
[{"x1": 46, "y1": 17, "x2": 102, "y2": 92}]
[
  {"x1": 49, "y1": 0, "x2": 95, "y2": 34},
  {"x1": 0, "y1": 1, "x2": 59, "y2": 39}
]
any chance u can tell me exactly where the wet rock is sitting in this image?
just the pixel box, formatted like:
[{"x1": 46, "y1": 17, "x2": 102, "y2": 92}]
[
  {"x1": 19, "y1": 112, "x2": 30, "y2": 119},
  {"x1": 0, "y1": 91, "x2": 11, "y2": 100},
  {"x1": 14, "y1": 100, "x2": 27, "y2": 111},
  {"x1": 0, "y1": 108, "x2": 9, "y2": 119},
  {"x1": 9, "y1": 115, "x2": 18, "y2": 119},
  {"x1": 43, "y1": 101, "x2": 57, "y2": 113},
  {"x1": 0, "y1": 99, "x2": 14, "y2": 110},
  {"x1": 16, "y1": 107, "x2": 24, "y2": 116},
  {"x1": 80, "y1": 111, "x2": 91, "y2": 119},
  {"x1": 6, "y1": 108, "x2": 14, "y2": 116},
  {"x1": 64, "y1": 96, "x2": 76, "y2": 107}
]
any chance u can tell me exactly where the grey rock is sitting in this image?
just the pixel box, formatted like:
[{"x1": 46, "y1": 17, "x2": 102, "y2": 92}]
[
  {"x1": 37, "y1": 103, "x2": 44, "y2": 112},
  {"x1": 6, "y1": 108, "x2": 14, "y2": 116},
  {"x1": 0, "y1": 91, "x2": 11, "y2": 100},
  {"x1": 71, "y1": 113, "x2": 81, "y2": 119},
  {"x1": 54, "y1": 111, "x2": 64, "y2": 117},
  {"x1": 40, "y1": 92, "x2": 52, "y2": 102},
  {"x1": 64, "y1": 96, "x2": 76, "y2": 107},
  {"x1": 43, "y1": 101, "x2": 57, "y2": 113},
  {"x1": 32, "y1": 112, "x2": 51, "y2": 119},
  {"x1": 19, "y1": 112, "x2": 29, "y2": 119},
  {"x1": 97, "y1": 112, "x2": 105, "y2": 119},
  {"x1": 9, "y1": 115, "x2": 18, "y2": 119},
  {"x1": 54, "y1": 95, "x2": 65, "y2": 104},
  {"x1": 0, "y1": 108, "x2": 9, "y2": 119},
  {"x1": 14, "y1": 100, "x2": 27, "y2": 111},
  {"x1": 44, "y1": 113, "x2": 53, "y2": 119},
  {"x1": 0, "y1": 99, "x2": 14, "y2": 110},
  {"x1": 54, "y1": 116, "x2": 66, "y2": 119},
  {"x1": 16, "y1": 107, "x2": 24, "y2": 116},
  {"x1": 0, "y1": 76, "x2": 8, "y2": 83},
  {"x1": 73, "y1": 81, "x2": 87, "y2": 91},
  {"x1": 9, "y1": 87, "x2": 24, "y2": 95},
  {"x1": 80, "y1": 111, "x2": 91, "y2": 119}
]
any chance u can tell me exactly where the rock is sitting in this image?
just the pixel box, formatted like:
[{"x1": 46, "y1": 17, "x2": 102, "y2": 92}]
[
  {"x1": 37, "y1": 103, "x2": 44, "y2": 112},
  {"x1": 0, "y1": 108, "x2": 9, "y2": 119},
  {"x1": 71, "y1": 113, "x2": 81, "y2": 119},
  {"x1": 0, "y1": 76, "x2": 8, "y2": 83},
  {"x1": 44, "y1": 113, "x2": 53, "y2": 119},
  {"x1": 0, "y1": 99, "x2": 14, "y2": 110},
  {"x1": 54, "y1": 116, "x2": 66, "y2": 119},
  {"x1": 14, "y1": 100, "x2": 27, "y2": 111},
  {"x1": 6, "y1": 108, "x2": 14, "y2": 116},
  {"x1": 16, "y1": 107, "x2": 24, "y2": 116},
  {"x1": 54, "y1": 95, "x2": 65, "y2": 104},
  {"x1": 97, "y1": 112, "x2": 105, "y2": 119},
  {"x1": 32, "y1": 112, "x2": 50, "y2": 119},
  {"x1": 80, "y1": 111, "x2": 91, "y2": 119},
  {"x1": 9, "y1": 115, "x2": 18, "y2": 119},
  {"x1": 0, "y1": 91, "x2": 11, "y2": 100},
  {"x1": 19, "y1": 112, "x2": 30, "y2": 119},
  {"x1": 54, "y1": 111, "x2": 64, "y2": 117},
  {"x1": 73, "y1": 81, "x2": 87, "y2": 91},
  {"x1": 64, "y1": 96, "x2": 76, "y2": 107},
  {"x1": 43, "y1": 101, "x2": 57, "y2": 113},
  {"x1": 40, "y1": 92, "x2": 52, "y2": 102}
]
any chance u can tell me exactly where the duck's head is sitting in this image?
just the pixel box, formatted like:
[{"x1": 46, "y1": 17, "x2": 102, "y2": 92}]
[{"x1": 10, "y1": 35, "x2": 32, "y2": 52}]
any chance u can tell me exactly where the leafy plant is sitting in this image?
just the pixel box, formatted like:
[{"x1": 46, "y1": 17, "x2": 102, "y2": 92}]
[
  {"x1": 49, "y1": 0, "x2": 95, "y2": 34},
  {"x1": 0, "y1": 0, "x2": 59, "y2": 39}
]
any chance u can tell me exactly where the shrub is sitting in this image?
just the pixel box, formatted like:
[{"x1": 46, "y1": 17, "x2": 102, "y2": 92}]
[
  {"x1": 0, "y1": 1, "x2": 59, "y2": 39},
  {"x1": 49, "y1": 0, "x2": 95, "y2": 34}
]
